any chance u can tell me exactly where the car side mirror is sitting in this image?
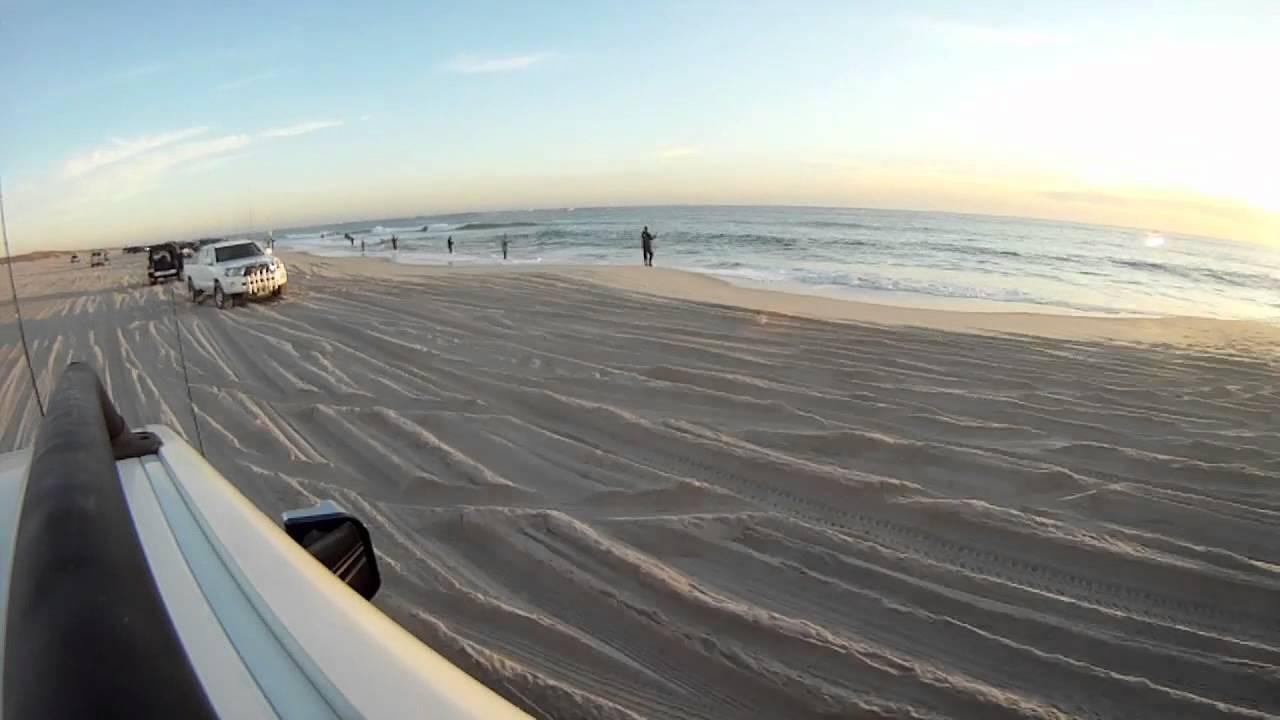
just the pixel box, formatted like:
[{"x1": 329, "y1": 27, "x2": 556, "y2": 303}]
[{"x1": 281, "y1": 500, "x2": 381, "y2": 600}]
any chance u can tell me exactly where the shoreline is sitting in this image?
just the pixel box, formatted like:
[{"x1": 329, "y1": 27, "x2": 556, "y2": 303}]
[
  {"x1": 286, "y1": 247, "x2": 1140, "y2": 318},
  {"x1": 280, "y1": 250, "x2": 1280, "y2": 353}
]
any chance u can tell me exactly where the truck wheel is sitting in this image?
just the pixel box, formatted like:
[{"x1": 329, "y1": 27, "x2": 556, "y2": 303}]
[
  {"x1": 214, "y1": 283, "x2": 228, "y2": 310},
  {"x1": 272, "y1": 284, "x2": 286, "y2": 298}
]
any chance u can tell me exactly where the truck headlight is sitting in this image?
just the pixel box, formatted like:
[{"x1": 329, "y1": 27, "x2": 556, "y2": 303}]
[{"x1": 224, "y1": 267, "x2": 240, "y2": 277}]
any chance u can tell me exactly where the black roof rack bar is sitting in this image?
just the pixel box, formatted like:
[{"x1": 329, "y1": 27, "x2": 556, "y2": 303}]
[{"x1": 3, "y1": 362, "x2": 216, "y2": 720}]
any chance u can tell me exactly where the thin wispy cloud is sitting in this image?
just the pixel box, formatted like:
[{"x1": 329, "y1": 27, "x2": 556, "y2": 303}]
[
  {"x1": 65, "y1": 133, "x2": 252, "y2": 204},
  {"x1": 359, "y1": 113, "x2": 375, "y2": 122},
  {"x1": 63, "y1": 127, "x2": 208, "y2": 179},
  {"x1": 56, "y1": 118, "x2": 344, "y2": 200},
  {"x1": 122, "y1": 134, "x2": 252, "y2": 183},
  {"x1": 908, "y1": 17, "x2": 1068, "y2": 47},
  {"x1": 259, "y1": 119, "x2": 344, "y2": 138},
  {"x1": 217, "y1": 69, "x2": 280, "y2": 92},
  {"x1": 443, "y1": 51, "x2": 556, "y2": 74},
  {"x1": 182, "y1": 152, "x2": 250, "y2": 176}
]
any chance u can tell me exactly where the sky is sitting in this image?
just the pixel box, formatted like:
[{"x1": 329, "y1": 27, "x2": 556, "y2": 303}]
[{"x1": 1, "y1": 0, "x2": 1277, "y2": 251}]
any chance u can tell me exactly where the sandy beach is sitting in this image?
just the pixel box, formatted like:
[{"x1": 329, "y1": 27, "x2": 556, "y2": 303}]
[{"x1": 3, "y1": 250, "x2": 1279, "y2": 719}]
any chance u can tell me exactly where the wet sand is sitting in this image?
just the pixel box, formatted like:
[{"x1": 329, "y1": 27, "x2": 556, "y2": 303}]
[{"x1": 2, "y1": 251, "x2": 1279, "y2": 719}]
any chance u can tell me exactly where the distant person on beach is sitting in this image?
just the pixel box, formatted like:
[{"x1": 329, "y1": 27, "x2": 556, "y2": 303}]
[
  {"x1": 641, "y1": 226, "x2": 655, "y2": 267},
  {"x1": 360, "y1": 238, "x2": 366, "y2": 254},
  {"x1": 447, "y1": 236, "x2": 454, "y2": 254},
  {"x1": 501, "y1": 234, "x2": 509, "y2": 260},
  {"x1": 391, "y1": 235, "x2": 398, "y2": 251},
  {"x1": 345, "y1": 233, "x2": 354, "y2": 247}
]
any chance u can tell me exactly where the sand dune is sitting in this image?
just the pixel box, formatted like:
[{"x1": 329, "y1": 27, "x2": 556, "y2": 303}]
[{"x1": 2, "y1": 252, "x2": 1279, "y2": 718}]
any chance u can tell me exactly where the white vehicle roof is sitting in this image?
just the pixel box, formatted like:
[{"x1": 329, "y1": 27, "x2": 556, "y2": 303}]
[
  {"x1": 0, "y1": 362, "x2": 528, "y2": 719},
  {"x1": 211, "y1": 239, "x2": 262, "y2": 249}
]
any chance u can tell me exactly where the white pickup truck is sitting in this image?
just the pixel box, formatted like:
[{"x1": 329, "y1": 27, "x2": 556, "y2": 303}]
[{"x1": 187, "y1": 239, "x2": 287, "y2": 309}]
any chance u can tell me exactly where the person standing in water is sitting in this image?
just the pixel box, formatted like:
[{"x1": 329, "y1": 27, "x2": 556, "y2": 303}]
[
  {"x1": 360, "y1": 238, "x2": 366, "y2": 254},
  {"x1": 344, "y1": 232, "x2": 354, "y2": 247},
  {"x1": 390, "y1": 235, "x2": 398, "y2": 251},
  {"x1": 501, "y1": 234, "x2": 509, "y2": 260},
  {"x1": 641, "y1": 226, "x2": 655, "y2": 267},
  {"x1": 447, "y1": 236, "x2": 454, "y2": 254}
]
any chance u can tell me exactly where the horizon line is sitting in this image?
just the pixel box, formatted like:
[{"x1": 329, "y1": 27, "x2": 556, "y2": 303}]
[{"x1": 262, "y1": 201, "x2": 1242, "y2": 247}]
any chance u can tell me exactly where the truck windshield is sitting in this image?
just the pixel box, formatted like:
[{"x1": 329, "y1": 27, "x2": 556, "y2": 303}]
[{"x1": 215, "y1": 243, "x2": 263, "y2": 263}]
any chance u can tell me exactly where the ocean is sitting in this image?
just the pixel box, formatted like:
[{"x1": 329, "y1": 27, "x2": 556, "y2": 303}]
[{"x1": 274, "y1": 206, "x2": 1280, "y2": 320}]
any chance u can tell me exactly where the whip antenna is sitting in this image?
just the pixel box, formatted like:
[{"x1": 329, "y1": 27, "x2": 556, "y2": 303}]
[
  {"x1": 0, "y1": 176, "x2": 45, "y2": 418},
  {"x1": 167, "y1": 276, "x2": 206, "y2": 456}
]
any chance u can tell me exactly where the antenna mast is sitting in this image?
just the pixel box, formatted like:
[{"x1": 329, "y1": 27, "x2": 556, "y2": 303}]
[{"x1": 0, "y1": 177, "x2": 46, "y2": 417}]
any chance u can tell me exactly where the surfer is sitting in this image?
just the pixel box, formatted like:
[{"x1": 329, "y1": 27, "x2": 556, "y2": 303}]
[
  {"x1": 641, "y1": 226, "x2": 655, "y2": 267},
  {"x1": 391, "y1": 235, "x2": 398, "y2": 251},
  {"x1": 501, "y1": 234, "x2": 509, "y2": 260},
  {"x1": 345, "y1": 233, "x2": 354, "y2": 247},
  {"x1": 360, "y1": 238, "x2": 365, "y2": 254},
  {"x1": 447, "y1": 236, "x2": 454, "y2": 254}
]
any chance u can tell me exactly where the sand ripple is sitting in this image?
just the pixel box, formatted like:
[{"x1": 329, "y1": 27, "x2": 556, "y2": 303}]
[{"x1": 2, "y1": 254, "x2": 1278, "y2": 718}]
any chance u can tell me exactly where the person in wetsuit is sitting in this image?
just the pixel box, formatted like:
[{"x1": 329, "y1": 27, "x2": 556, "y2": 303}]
[
  {"x1": 447, "y1": 236, "x2": 454, "y2": 254},
  {"x1": 641, "y1": 226, "x2": 655, "y2": 267},
  {"x1": 501, "y1": 234, "x2": 509, "y2": 260}
]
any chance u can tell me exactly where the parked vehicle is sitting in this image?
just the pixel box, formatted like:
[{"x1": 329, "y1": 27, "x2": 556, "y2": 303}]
[
  {"x1": 70, "y1": 253, "x2": 79, "y2": 264},
  {"x1": 90, "y1": 250, "x2": 108, "y2": 267},
  {"x1": 147, "y1": 242, "x2": 184, "y2": 285},
  {"x1": 186, "y1": 239, "x2": 287, "y2": 309}
]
